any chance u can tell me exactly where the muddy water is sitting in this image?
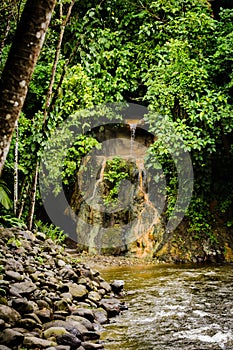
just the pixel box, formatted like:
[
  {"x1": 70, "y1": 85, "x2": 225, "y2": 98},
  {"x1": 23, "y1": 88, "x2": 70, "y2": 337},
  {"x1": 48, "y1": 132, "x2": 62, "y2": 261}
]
[{"x1": 99, "y1": 264, "x2": 233, "y2": 350}]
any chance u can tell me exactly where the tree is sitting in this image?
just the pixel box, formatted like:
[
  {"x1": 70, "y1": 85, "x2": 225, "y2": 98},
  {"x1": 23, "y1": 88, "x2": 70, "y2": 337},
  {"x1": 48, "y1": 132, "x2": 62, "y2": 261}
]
[{"x1": 0, "y1": 0, "x2": 56, "y2": 176}]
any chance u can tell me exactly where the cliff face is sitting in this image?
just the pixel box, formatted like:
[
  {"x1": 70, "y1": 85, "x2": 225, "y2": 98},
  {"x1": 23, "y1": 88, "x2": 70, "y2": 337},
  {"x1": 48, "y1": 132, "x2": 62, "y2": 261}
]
[
  {"x1": 67, "y1": 123, "x2": 233, "y2": 263},
  {"x1": 153, "y1": 221, "x2": 233, "y2": 264},
  {"x1": 70, "y1": 126, "x2": 164, "y2": 257}
]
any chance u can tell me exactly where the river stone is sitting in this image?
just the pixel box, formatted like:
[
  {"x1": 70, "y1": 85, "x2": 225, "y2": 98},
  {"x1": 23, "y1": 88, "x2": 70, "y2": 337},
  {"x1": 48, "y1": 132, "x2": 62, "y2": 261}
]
[
  {"x1": 56, "y1": 333, "x2": 81, "y2": 348},
  {"x1": 36, "y1": 308, "x2": 52, "y2": 322},
  {"x1": 110, "y1": 280, "x2": 124, "y2": 294},
  {"x1": 23, "y1": 336, "x2": 57, "y2": 348},
  {"x1": 0, "y1": 346, "x2": 12, "y2": 350},
  {"x1": 93, "y1": 308, "x2": 108, "y2": 324},
  {"x1": 71, "y1": 308, "x2": 94, "y2": 322},
  {"x1": 20, "y1": 239, "x2": 32, "y2": 251},
  {"x1": 59, "y1": 268, "x2": 80, "y2": 281},
  {"x1": 11, "y1": 281, "x2": 37, "y2": 295},
  {"x1": 66, "y1": 321, "x2": 88, "y2": 336},
  {"x1": 36, "y1": 232, "x2": 46, "y2": 240},
  {"x1": 81, "y1": 342, "x2": 104, "y2": 349},
  {"x1": 99, "y1": 281, "x2": 111, "y2": 293},
  {"x1": 57, "y1": 259, "x2": 66, "y2": 267},
  {"x1": 53, "y1": 311, "x2": 69, "y2": 320},
  {"x1": 20, "y1": 230, "x2": 36, "y2": 241},
  {"x1": 0, "y1": 328, "x2": 24, "y2": 346},
  {"x1": 54, "y1": 299, "x2": 70, "y2": 311},
  {"x1": 5, "y1": 270, "x2": 24, "y2": 281},
  {"x1": 0, "y1": 305, "x2": 21, "y2": 325},
  {"x1": 9, "y1": 286, "x2": 22, "y2": 298},
  {"x1": 30, "y1": 271, "x2": 40, "y2": 282},
  {"x1": 43, "y1": 326, "x2": 69, "y2": 339},
  {"x1": 36, "y1": 299, "x2": 51, "y2": 309},
  {"x1": 23, "y1": 312, "x2": 41, "y2": 324},
  {"x1": 19, "y1": 317, "x2": 38, "y2": 330},
  {"x1": 87, "y1": 291, "x2": 101, "y2": 303},
  {"x1": 82, "y1": 331, "x2": 100, "y2": 341},
  {"x1": 44, "y1": 320, "x2": 86, "y2": 336},
  {"x1": 60, "y1": 292, "x2": 73, "y2": 303},
  {"x1": 66, "y1": 315, "x2": 94, "y2": 331},
  {"x1": 0, "y1": 319, "x2": 5, "y2": 330},
  {"x1": 68, "y1": 284, "x2": 88, "y2": 299},
  {"x1": 5, "y1": 258, "x2": 24, "y2": 272},
  {"x1": 46, "y1": 347, "x2": 71, "y2": 350},
  {"x1": 11, "y1": 298, "x2": 35, "y2": 314},
  {"x1": 99, "y1": 298, "x2": 121, "y2": 317}
]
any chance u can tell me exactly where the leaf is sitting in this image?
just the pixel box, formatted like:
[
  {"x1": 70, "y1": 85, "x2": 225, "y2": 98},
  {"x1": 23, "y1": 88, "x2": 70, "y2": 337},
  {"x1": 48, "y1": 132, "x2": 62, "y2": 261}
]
[{"x1": 0, "y1": 180, "x2": 12, "y2": 209}]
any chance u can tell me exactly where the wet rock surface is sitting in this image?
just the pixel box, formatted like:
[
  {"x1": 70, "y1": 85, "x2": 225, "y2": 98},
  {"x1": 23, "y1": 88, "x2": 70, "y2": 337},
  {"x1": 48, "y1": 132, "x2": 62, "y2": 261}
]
[{"x1": 0, "y1": 227, "x2": 126, "y2": 349}]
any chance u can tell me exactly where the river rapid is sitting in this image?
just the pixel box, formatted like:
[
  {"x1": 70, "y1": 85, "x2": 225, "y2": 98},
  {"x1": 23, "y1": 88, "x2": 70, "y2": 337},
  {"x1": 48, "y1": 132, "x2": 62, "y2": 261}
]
[{"x1": 99, "y1": 263, "x2": 233, "y2": 350}]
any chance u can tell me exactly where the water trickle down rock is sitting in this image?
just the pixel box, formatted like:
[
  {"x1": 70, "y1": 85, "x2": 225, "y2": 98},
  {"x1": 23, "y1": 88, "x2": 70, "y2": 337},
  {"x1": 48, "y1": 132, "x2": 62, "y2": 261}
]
[{"x1": 70, "y1": 122, "x2": 165, "y2": 257}]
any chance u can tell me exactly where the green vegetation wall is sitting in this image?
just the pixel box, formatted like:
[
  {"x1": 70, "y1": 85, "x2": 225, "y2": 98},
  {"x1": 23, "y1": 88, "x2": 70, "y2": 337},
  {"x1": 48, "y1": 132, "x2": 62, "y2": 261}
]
[{"x1": 0, "y1": 0, "x2": 233, "y2": 247}]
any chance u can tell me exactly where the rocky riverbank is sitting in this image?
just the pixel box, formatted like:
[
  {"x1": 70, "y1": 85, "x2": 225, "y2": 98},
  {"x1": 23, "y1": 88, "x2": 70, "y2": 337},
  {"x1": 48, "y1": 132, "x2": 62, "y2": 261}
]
[
  {"x1": 71, "y1": 253, "x2": 161, "y2": 269},
  {"x1": 0, "y1": 227, "x2": 126, "y2": 350}
]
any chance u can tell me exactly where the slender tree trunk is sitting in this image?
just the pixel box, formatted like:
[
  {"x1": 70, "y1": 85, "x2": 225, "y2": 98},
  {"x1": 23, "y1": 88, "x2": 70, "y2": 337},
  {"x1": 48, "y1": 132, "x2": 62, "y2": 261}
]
[
  {"x1": 27, "y1": 0, "x2": 75, "y2": 229},
  {"x1": 44, "y1": 0, "x2": 76, "y2": 121},
  {"x1": 0, "y1": 0, "x2": 57, "y2": 176},
  {"x1": 13, "y1": 119, "x2": 18, "y2": 214},
  {"x1": 17, "y1": 180, "x2": 29, "y2": 219},
  {"x1": 27, "y1": 161, "x2": 39, "y2": 230}
]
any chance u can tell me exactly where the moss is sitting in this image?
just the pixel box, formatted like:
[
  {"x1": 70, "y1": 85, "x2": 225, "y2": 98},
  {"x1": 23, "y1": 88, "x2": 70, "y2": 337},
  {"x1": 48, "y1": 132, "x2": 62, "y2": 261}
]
[{"x1": 224, "y1": 243, "x2": 233, "y2": 262}]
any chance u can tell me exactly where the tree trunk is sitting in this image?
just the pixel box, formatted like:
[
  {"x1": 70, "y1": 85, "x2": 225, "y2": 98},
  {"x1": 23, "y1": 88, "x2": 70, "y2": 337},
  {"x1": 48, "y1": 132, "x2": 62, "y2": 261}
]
[
  {"x1": 27, "y1": 0, "x2": 75, "y2": 229},
  {"x1": 27, "y1": 160, "x2": 39, "y2": 230},
  {"x1": 13, "y1": 119, "x2": 18, "y2": 214},
  {"x1": 44, "y1": 0, "x2": 75, "y2": 121},
  {"x1": 0, "y1": 0, "x2": 56, "y2": 176}
]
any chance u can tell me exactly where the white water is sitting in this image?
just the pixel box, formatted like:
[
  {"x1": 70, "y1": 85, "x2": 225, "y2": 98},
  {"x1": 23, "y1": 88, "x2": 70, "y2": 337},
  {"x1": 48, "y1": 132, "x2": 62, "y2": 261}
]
[
  {"x1": 100, "y1": 264, "x2": 233, "y2": 349},
  {"x1": 129, "y1": 123, "x2": 137, "y2": 157}
]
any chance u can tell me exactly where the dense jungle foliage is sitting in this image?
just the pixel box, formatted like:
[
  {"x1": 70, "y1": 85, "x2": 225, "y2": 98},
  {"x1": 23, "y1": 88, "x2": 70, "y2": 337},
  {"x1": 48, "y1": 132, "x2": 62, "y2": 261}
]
[{"x1": 0, "y1": 0, "x2": 233, "y2": 241}]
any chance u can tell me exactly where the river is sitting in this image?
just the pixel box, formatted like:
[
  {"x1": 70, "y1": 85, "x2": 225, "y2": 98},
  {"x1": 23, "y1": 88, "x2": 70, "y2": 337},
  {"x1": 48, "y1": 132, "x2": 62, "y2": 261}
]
[{"x1": 99, "y1": 263, "x2": 233, "y2": 350}]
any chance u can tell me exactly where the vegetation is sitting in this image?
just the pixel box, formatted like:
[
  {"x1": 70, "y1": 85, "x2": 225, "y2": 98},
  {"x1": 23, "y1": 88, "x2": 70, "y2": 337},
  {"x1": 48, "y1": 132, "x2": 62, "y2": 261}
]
[
  {"x1": 34, "y1": 220, "x2": 67, "y2": 244},
  {"x1": 0, "y1": 0, "x2": 233, "y2": 245},
  {"x1": 103, "y1": 157, "x2": 130, "y2": 206}
]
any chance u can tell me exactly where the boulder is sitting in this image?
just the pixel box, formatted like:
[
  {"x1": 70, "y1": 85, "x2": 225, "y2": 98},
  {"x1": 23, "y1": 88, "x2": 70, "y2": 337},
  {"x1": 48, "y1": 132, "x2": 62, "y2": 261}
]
[
  {"x1": 0, "y1": 346, "x2": 13, "y2": 350},
  {"x1": 23, "y1": 335, "x2": 57, "y2": 348},
  {"x1": 0, "y1": 305, "x2": 21, "y2": 325},
  {"x1": 93, "y1": 308, "x2": 108, "y2": 325},
  {"x1": 71, "y1": 308, "x2": 94, "y2": 322},
  {"x1": 0, "y1": 328, "x2": 24, "y2": 347},
  {"x1": 110, "y1": 280, "x2": 124, "y2": 294},
  {"x1": 43, "y1": 326, "x2": 69, "y2": 339},
  {"x1": 66, "y1": 315, "x2": 94, "y2": 331},
  {"x1": 5, "y1": 270, "x2": 24, "y2": 281},
  {"x1": 68, "y1": 284, "x2": 88, "y2": 299},
  {"x1": 99, "y1": 298, "x2": 121, "y2": 317},
  {"x1": 56, "y1": 333, "x2": 81, "y2": 348},
  {"x1": 11, "y1": 298, "x2": 35, "y2": 314},
  {"x1": 10, "y1": 281, "x2": 37, "y2": 295}
]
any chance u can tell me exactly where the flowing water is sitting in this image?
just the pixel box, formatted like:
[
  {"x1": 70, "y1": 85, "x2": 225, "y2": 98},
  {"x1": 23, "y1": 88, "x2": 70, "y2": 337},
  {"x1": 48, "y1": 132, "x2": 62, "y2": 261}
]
[
  {"x1": 129, "y1": 123, "x2": 137, "y2": 157},
  {"x1": 99, "y1": 263, "x2": 233, "y2": 350}
]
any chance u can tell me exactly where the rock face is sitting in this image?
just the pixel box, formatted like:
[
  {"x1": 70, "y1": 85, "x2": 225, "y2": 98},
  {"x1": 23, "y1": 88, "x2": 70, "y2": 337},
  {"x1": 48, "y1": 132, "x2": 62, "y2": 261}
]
[
  {"x1": 70, "y1": 124, "x2": 164, "y2": 258},
  {"x1": 0, "y1": 227, "x2": 126, "y2": 349}
]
